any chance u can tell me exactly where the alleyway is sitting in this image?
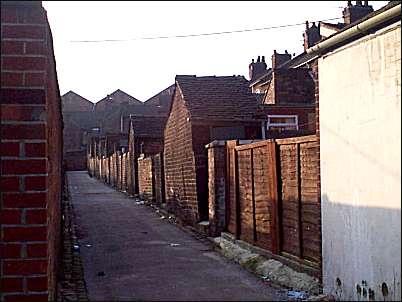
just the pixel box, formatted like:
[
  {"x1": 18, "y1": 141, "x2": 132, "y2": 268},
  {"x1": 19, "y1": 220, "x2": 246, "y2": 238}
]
[{"x1": 67, "y1": 171, "x2": 286, "y2": 301}]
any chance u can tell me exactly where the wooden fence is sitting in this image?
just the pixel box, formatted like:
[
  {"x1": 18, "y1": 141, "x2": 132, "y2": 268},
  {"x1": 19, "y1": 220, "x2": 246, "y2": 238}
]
[{"x1": 225, "y1": 135, "x2": 320, "y2": 266}]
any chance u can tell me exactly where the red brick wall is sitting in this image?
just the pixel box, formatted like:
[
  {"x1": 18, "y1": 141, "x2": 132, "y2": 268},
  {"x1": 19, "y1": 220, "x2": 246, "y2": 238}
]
[
  {"x1": 265, "y1": 68, "x2": 315, "y2": 105},
  {"x1": 127, "y1": 125, "x2": 137, "y2": 196},
  {"x1": 152, "y1": 153, "x2": 165, "y2": 205},
  {"x1": 127, "y1": 123, "x2": 164, "y2": 196},
  {"x1": 207, "y1": 142, "x2": 226, "y2": 236},
  {"x1": 164, "y1": 88, "x2": 199, "y2": 225},
  {"x1": 137, "y1": 156, "x2": 153, "y2": 201},
  {"x1": 1, "y1": 1, "x2": 62, "y2": 300}
]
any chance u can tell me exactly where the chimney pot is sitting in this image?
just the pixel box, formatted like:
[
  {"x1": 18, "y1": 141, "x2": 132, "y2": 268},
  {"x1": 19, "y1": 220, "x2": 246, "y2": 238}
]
[
  {"x1": 347, "y1": 0, "x2": 352, "y2": 6},
  {"x1": 356, "y1": 0, "x2": 362, "y2": 6},
  {"x1": 305, "y1": 21, "x2": 309, "y2": 30},
  {"x1": 257, "y1": 56, "x2": 261, "y2": 62},
  {"x1": 364, "y1": 0, "x2": 368, "y2": 6},
  {"x1": 285, "y1": 50, "x2": 288, "y2": 54},
  {"x1": 262, "y1": 56, "x2": 265, "y2": 62}
]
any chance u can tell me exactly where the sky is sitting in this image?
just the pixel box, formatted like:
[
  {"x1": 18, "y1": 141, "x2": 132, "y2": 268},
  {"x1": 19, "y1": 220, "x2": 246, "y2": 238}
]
[{"x1": 42, "y1": 1, "x2": 389, "y2": 103}]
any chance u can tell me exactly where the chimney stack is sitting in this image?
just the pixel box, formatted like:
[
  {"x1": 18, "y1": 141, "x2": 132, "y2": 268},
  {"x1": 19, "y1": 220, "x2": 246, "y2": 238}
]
[
  {"x1": 249, "y1": 55, "x2": 267, "y2": 81},
  {"x1": 271, "y1": 50, "x2": 291, "y2": 69},
  {"x1": 342, "y1": 1, "x2": 373, "y2": 25},
  {"x1": 303, "y1": 21, "x2": 321, "y2": 51}
]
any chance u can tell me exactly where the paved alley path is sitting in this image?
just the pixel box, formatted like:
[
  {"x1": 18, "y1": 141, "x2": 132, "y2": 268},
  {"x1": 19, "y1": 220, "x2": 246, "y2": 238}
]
[{"x1": 67, "y1": 171, "x2": 285, "y2": 301}]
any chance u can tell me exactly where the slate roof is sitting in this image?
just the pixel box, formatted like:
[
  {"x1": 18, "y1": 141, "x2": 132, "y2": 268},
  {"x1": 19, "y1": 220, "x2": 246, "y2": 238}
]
[
  {"x1": 61, "y1": 90, "x2": 94, "y2": 111},
  {"x1": 176, "y1": 75, "x2": 261, "y2": 122},
  {"x1": 94, "y1": 89, "x2": 142, "y2": 111},
  {"x1": 144, "y1": 84, "x2": 175, "y2": 113},
  {"x1": 123, "y1": 104, "x2": 167, "y2": 117},
  {"x1": 130, "y1": 116, "x2": 167, "y2": 138},
  {"x1": 320, "y1": 21, "x2": 346, "y2": 31},
  {"x1": 63, "y1": 111, "x2": 99, "y2": 130}
]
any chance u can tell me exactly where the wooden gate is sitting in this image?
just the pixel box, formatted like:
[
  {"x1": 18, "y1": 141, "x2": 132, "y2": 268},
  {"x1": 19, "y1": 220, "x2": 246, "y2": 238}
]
[{"x1": 227, "y1": 140, "x2": 279, "y2": 253}]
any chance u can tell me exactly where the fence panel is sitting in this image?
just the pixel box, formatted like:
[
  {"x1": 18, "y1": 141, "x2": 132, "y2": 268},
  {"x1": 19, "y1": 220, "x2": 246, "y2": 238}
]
[
  {"x1": 237, "y1": 148, "x2": 254, "y2": 243},
  {"x1": 279, "y1": 143, "x2": 301, "y2": 257},
  {"x1": 225, "y1": 135, "x2": 320, "y2": 266}
]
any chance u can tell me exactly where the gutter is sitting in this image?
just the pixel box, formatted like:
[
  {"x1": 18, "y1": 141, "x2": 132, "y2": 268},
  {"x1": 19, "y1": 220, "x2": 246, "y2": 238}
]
[{"x1": 306, "y1": 3, "x2": 401, "y2": 55}]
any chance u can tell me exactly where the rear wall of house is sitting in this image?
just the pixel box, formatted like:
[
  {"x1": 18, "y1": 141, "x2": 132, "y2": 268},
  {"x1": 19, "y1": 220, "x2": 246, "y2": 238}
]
[{"x1": 319, "y1": 21, "x2": 401, "y2": 301}]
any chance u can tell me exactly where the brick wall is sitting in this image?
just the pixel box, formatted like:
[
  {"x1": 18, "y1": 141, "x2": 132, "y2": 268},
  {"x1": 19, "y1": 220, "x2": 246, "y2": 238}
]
[
  {"x1": 1, "y1": 1, "x2": 63, "y2": 300},
  {"x1": 64, "y1": 150, "x2": 86, "y2": 171},
  {"x1": 127, "y1": 127, "x2": 164, "y2": 197},
  {"x1": 137, "y1": 156, "x2": 153, "y2": 201},
  {"x1": 206, "y1": 141, "x2": 226, "y2": 236},
  {"x1": 264, "y1": 68, "x2": 315, "y2": 105},
  {"x1": 261, "y1": 104, "x2": 316, "y2": 138},
  {"x1": 164, "y1": 88, "x2": 199, "y2": 225},
  {"x1": 152, "y1": 153, "x2": 165, "y2": 205}
]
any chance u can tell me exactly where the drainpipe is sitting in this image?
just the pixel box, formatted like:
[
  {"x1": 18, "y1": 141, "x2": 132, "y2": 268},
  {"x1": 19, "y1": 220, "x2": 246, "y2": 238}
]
[
  {"x1": 306, "y1": 4, "x2": 401, "y2": 55},
  {"x1": 261, "y1": 121, "x2": 267, "y2": 140}
]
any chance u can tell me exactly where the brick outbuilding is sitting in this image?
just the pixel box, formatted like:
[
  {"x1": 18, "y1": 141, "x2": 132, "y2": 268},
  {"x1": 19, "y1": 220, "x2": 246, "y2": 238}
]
[
  {"x1": 1, "y1": 1, "x2": 62, "y2": 300},
  {"x1": 127, "y1": 114, "x2": 166, "y2": 196},
  {"x1": 164, "y1": 75, "x2": 262, "y2": 226}
]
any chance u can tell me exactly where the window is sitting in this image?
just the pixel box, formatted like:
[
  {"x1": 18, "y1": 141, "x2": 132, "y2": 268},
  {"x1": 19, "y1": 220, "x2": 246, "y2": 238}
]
[{"x1": 267, "y1": 115, "x2": 298, "y2": 131}]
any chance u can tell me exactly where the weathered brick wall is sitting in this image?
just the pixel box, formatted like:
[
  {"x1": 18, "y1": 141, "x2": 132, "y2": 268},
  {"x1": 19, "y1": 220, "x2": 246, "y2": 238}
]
[
  {"x1": 226, "y1": 140, "x2": 239, "y2": 236},
  {"x1": 265, "y1": 69, "x2": 315, "y2": 105},
  {"x1": 206, "y1": 142, "x2": 226, "y2": 237},
  {"x1": 127, "y1": 127, "x2": 135, "y2": 196},
  {"x1": 260, "y1": 105, "x2": 316, "y2": 133},
  {"x1": 142, "y1": 138, "x2": 163, "y2": 157},
  {"x1": 137, "y1": 156, "x2": 153, "y2": 201},
  {"x1": 121, "y1": 153, "x2": 127, "y2": 192},
  {"x1": 152, "y1": 153, "x2": 165, "y2": 205},
  {"x1": 1, "y1": 1, "x2": 62, "y2": 300},
  {"x1": 164, "y1": 88, "x2": 199, "y2": 225},
  {"x1": 192, "y1": 125, "x2": 211, "y2": 222},
  {"x1": 115, "y1": 152, "x2": 121, "y2": 191},
  {"x1": 64, "y1": 150, "x2": 86, "y2": 171}
]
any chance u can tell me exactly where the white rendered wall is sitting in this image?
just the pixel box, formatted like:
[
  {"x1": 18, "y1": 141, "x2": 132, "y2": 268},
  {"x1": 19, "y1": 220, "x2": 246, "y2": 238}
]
[{"x1": 319, "y1": 22, "x2": 401, "y2": 301}]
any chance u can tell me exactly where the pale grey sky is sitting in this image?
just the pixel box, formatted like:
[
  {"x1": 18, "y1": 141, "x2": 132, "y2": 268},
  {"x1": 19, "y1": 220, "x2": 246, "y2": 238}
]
[{"x1": 42, "y1": 1, "x2": 388, "y2": 102}]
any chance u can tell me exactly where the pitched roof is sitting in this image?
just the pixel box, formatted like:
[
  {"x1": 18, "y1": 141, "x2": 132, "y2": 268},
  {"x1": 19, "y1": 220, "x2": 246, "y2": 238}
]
[
  {"x1": 62, "y1": 90, "x2": 92, "y2": 103},
  {"x1": 320, "y1": 21, "x2": 346, "y2": 31},
  {"x1": 130, "y1": 115, "x2": 167, "y2": 138},
  {"x1": 95, "y1": 89, "x2": 142, "y2": 110},
  {"x1": 61, "y1": 91, "x2": 94, "y2": 111},
  {"x1": 144, "y1": 84, "x2": 175, "y2": 113},
  {"x1": 176, "y1": 75, "x2": 260, "y2": 122},
  {"x1": 122, "y1": 104, "x2": 167, "y2": 117}
]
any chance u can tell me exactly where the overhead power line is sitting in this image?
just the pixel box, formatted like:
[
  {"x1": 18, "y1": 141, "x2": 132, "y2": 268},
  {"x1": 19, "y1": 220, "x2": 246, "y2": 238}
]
[{"x1": 69, "y1": 17, "x2": 342, "y2": 43}]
